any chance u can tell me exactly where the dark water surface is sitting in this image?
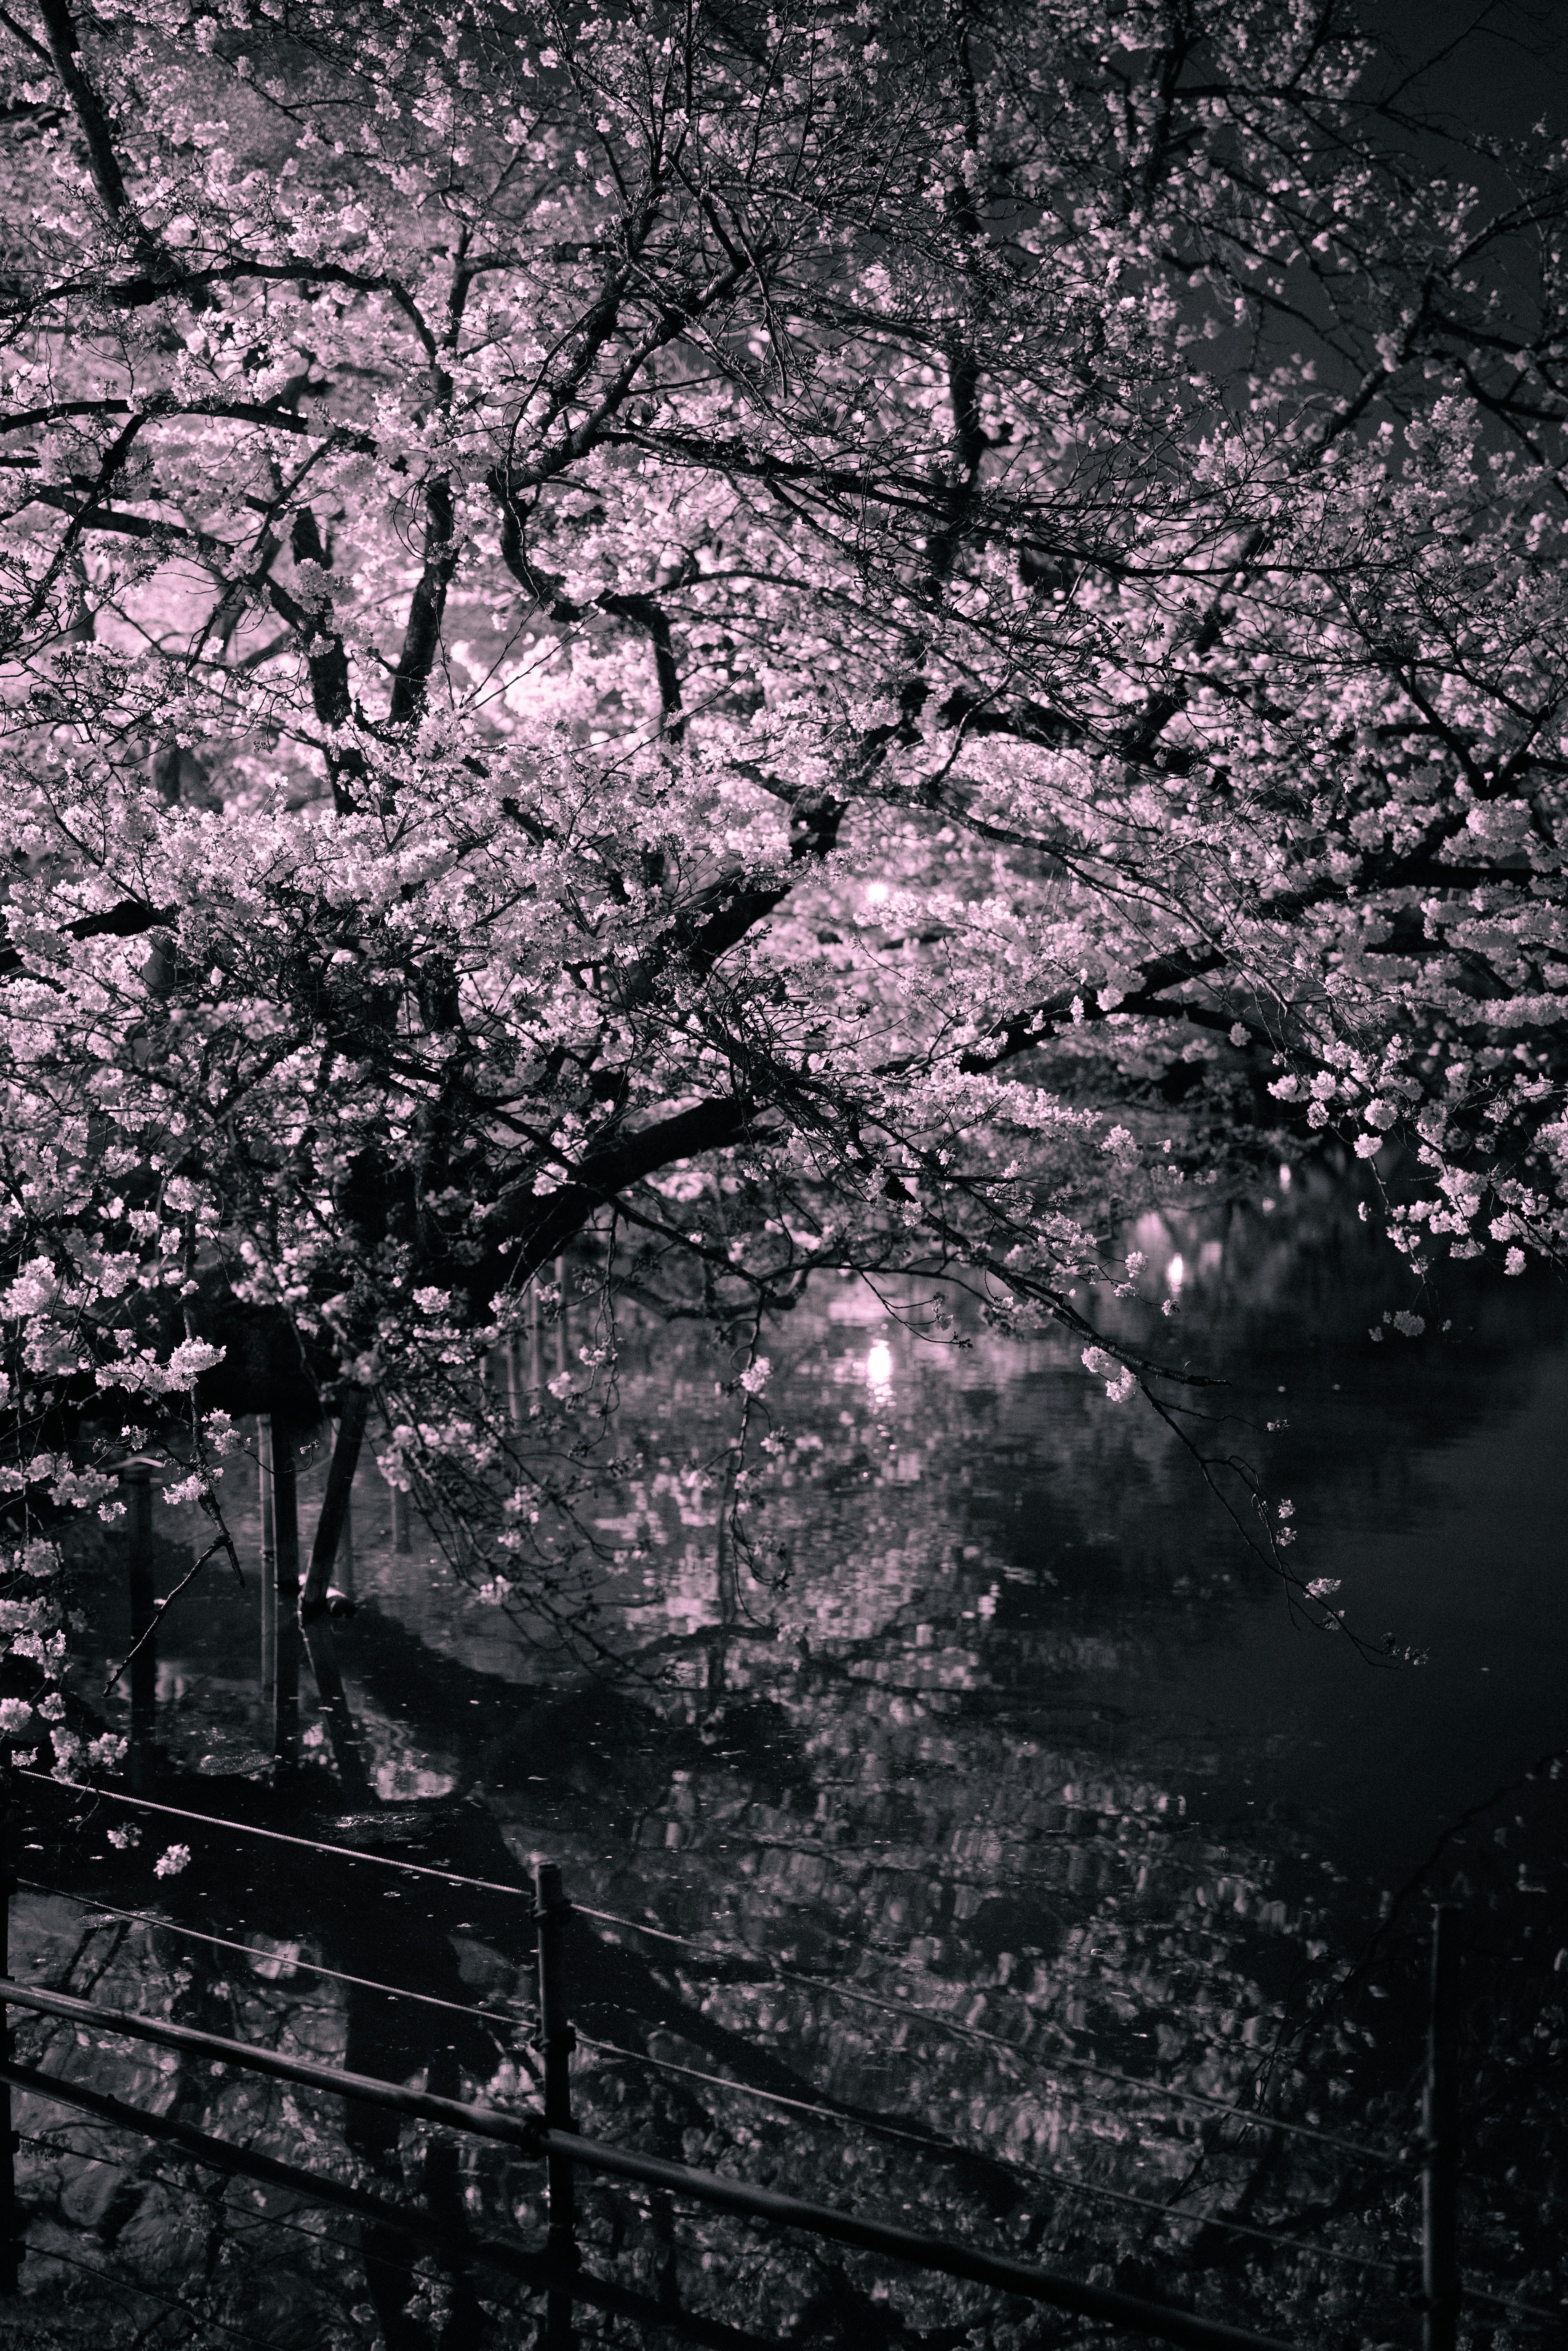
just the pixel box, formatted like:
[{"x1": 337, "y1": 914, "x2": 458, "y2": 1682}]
[
  {"x1": 124, "y1": 1165, "x2": 1566, "y2": 1908},
  {"x1": 15, "y1": 1168, "x2": 1568, "y2": 2344}
]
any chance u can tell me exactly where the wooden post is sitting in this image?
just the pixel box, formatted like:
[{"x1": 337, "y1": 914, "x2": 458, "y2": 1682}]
[
  {"x1": 1422, "y1": 1905, "x2": 1460, "y2": 2351},
  {"x1": 533, "y1": 1858, "x2": 577, "y2": 2345},
  {"x1": 258, "y1": 1415, "x2": 277, "y2": 1727},
  {"x1": 554, "y1": 1256, "x2": 568, "y2": 1380},
  {"x1": 300, "y1": 1392, "x2": 368, "y2": 1621},
  {"x1": 272, "y1": 1425, "x2": 301, "y2": 1771},
  {"x1": 124, "y1": 1462, "x2": 156, "y2": 1789},
  {"x1": 327, "y1": 1484, "x2": 356, "y2": 1618},
  {"x1": 506, "y1": 1333, "x2": 522, "y2": 1427},
  {"x1": 0, "y1": 1743, "x2": 18, "y2": 2291},
  {"x1": 390, "y1": 1478, "x2": 411, "y2": 1555},
  {"x1": 318, "y1": 1415, "x2": 358, "y2": 1620}
]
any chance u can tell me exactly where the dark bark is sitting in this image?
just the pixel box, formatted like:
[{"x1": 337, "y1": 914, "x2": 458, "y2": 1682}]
[
  {"x1": 958, "y1": 947, "x2": 1229, "y2": 1073},
  {"x1": 601, "y1": 590, "x2": 686, "y2": 742},
  {"x1": 0, "y1": 895, "x2": 175, "y2": 979},
  {"x1": 36, "y1": 0, "x2": 185, "y2": 290},
  {"x1": 4, "y1": 407, "x2": 151, "y2": 647},
  {"x1": 36, "y1": 0, "x2": 134, "y2": 223},
  {"x1": 301, "y1": 1390, "x2": 370, "y2": 1618},
  {"x1": 389, "y1": 477, "x2": 459, "y2": 726},
  {"x1": 264, "y1": 570, "x2": 369, "y2": 813},
  {"x1": 468, "y1": 1092, "x2": 766, "y2": 1306}
]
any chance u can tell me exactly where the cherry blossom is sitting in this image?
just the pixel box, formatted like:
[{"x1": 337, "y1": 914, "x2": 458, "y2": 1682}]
[{"x1": 0, "y1": 1, "x2": 1562, "y2": 1680}]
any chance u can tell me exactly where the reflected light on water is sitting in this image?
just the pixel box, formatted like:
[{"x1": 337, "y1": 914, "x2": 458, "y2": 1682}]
[{"x1": 866, "y1": 1340, "x2": 894, "y2": 1402}]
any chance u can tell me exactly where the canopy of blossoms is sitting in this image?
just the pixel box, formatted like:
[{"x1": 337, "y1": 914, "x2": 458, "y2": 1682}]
[{"x1": 0, "y1": 1, "x2": 1564, "y2": 1678}]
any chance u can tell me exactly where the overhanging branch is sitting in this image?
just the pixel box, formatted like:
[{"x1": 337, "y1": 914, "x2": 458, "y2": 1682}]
[{"x1": 959, "y1": 947, "x2": 1229, "y2": 1073}]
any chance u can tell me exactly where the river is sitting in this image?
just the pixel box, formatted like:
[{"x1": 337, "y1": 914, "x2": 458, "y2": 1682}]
[{"x1": 11, "y1": 1163, "x2": 1568, "y2": 2346}]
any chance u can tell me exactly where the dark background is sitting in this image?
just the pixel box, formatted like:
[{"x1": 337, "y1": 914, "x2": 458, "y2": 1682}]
[{"x1": 1364, "y1": 0, "x2": 1568, "y2": 140}]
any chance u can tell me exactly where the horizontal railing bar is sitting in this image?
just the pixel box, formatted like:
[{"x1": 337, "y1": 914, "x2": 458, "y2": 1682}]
[
  {"x1": 2, "y1": 2053, "x2": 487, "y2": 2244},
  {"x1": 0, "y1": 2058, "x2": 772, "y2": 2351},
  {"x1": 541, "y1": 2126, "x2": 1300, "y2": 2351},
  {"x1": 17, "y1": 1876, "x2": 537, "y2": 2032},
  {"x1": 575, "y1": 2031, "x2": 1410, "y2": 2277},
  {"x1": 576, "y1": 1901, "x2": 1412, "y2": 2169},
  {"x1": 0, "y1": 1977, "x2": 1296, "y2": 2351},
  {"x1": 9, "y1": 2012, "x2": 1549, "y2": 2333},
  {"x1": 0, "y1": 1977, "x2": 539, "y2": 2153},
  {"x1": 20, "y1": 1778, "x2": 1404, "y2": 2171},
  {"x1": 20, "y1": 1772, "x2": 535, "y2": 1901}
]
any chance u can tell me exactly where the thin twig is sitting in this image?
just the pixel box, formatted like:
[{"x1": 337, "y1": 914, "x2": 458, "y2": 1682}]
[{"x1": 102, "y1": 1535, "x2": 227, "y2": 1693}]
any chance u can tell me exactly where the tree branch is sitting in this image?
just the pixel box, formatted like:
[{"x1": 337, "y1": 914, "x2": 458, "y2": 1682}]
[
  {"x1": 36, "y1": 0, "x2": 181, "y2": 286},
  {"x1": 102, "y1": 1535, "x2": 228, "y2": 1693},
  {"x1": 0, "y1": 896, "x2": 175, "y2": 981},
  {"x1": 472, "y1": 1093, "x2": 769, "y2": 1302},
  {"x1": 600, "y1": 590, "x2": 686, "y2": 742},
  {"x1": 2, "y1": 407, "x2": 150, "y2": 646},
  {"x1": 36, "y1": 0, "x2": 134, "y2": 221},
  {"x1": 958, "y1": 948, "x2": 1229, "y2": 1073},
  {"x1": 388, "y1": 475, "x2": 458, "y2": 726},
  {"x1": 0, "y1": 398, "x2": 375, "y2": 452},
  {"x1": 0, "y1": 4, "x2": 51, "y2": 67}
]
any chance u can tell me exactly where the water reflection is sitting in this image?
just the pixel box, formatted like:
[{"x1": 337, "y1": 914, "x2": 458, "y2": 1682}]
[{"x1": 40, "y1": 1165, "x2": 1568, "y2": 2339}]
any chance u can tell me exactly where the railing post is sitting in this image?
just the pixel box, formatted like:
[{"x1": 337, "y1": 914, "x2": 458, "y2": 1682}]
[
  {"x1": 258, "y1": 1414, "x2": 277, "y2": 1729},
  {"x1": 123, "y1": 1461, "x2": 156, "y2": 1790},
  {"x1": 0, "y1": 1742, "x2": 19, "y2": 2291},
  {"x1": 1422, "y1": 1905, "x2": 1460, "y2": 2351},
  {"x1": 532, "y1": 1857, "x2": 577, "y2": 2345},
  {"x1": 272, "y1": 1424, "x2": 301, "y2": 1771}
]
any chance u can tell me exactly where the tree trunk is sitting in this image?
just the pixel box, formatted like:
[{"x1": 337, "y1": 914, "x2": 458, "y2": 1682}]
[{"x1": 300, "y1": 1390, "x2": 369, "y2": 1620}]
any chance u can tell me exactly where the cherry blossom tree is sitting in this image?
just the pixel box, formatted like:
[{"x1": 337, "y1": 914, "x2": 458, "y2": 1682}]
[{"x1": 0, "y1": 0, "x2": 1566, "y2": 1681}]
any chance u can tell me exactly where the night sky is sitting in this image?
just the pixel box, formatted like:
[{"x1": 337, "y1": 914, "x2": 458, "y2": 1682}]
[{"x1": 1360, "y1": 0, "x2": 1568, "y2": 141}]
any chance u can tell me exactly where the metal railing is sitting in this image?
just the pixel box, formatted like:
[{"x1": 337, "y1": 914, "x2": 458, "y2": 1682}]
[
  {"x1": 0, "y1": 1755, "x2": 1483, "y2": 2349},
  {"x1": 0, "y1": 1902, "x2": 1290, "y2": 2351}
]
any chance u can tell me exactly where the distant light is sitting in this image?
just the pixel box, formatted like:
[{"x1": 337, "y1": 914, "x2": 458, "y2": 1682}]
[
  {"x1": 1279, "y1": 1163, "x2": 1292, "y2": 1190},
  {"x1": 865, "y1": 881, "x2": 889, "y2": 906},
  {"x1": 1166, "y1": 1253, "x2": 1185, "y2": 1292},
  {"x1": 866, "y1": 1341, "x2": 893, "y2": 1398}
]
